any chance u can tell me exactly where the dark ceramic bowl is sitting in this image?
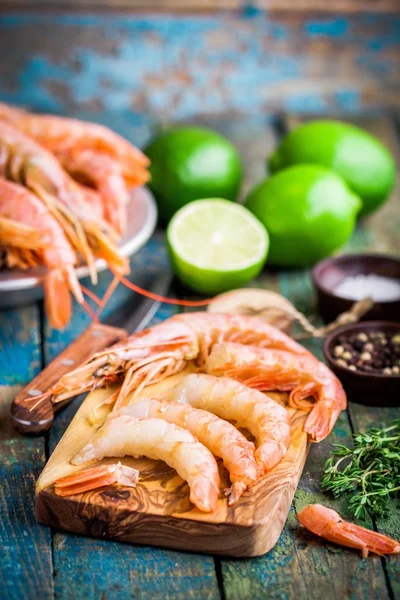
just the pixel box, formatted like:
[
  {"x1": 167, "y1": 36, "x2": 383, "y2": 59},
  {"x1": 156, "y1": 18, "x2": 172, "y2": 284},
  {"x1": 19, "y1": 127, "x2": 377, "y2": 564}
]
[
  {"x1": 324, "y1": 321, "x2": 400, "y2": 407},
  {"x1": 312, "y1": 254, "x2": 400, "y2": 323}
]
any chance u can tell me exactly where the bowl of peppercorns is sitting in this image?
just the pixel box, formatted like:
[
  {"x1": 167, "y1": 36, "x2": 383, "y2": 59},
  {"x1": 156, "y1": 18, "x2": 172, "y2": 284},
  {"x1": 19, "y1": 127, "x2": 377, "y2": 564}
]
[{"x1": 324, "y1": 321, "x2": 400, "y2": 407}]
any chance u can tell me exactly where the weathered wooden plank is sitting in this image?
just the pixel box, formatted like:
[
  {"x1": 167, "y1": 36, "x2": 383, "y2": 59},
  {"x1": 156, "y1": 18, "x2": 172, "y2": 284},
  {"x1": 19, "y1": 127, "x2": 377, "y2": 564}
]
[
  {"x1": 346, "y1": 404, "x2": 400, "y2": 599},
  {"x1": 2, "y1": 1, "x2": 399, "y2": 13},
  {"x1": 0, "y1": 13, "x2": 399, "y2": 118},
  {"x1": 220, "y1": 270, "x2": 389, "y2": 600},
  {"x1": 41, "y1": 226, "x2": 220, "y2": 599},
  {"x1": 0, "y1": 306, "x2": 54, "y2": 600},
  {"x1": 343, "y1": 114, "x2": 400, "y2": 599},
  {"x1": 219, "y1": 112, "x2": 397, "y2": 598},
  {"x1": 201, "y1": 115, "x2": 386, "y2": 598}
]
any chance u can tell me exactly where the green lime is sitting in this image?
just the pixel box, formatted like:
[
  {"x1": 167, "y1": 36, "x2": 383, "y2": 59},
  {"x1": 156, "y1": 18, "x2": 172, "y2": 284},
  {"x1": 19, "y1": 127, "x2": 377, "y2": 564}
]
[
  {"x1": 167, "y1": 198, "x2": 269, "y2": 294},
  {"x1": 145, "y1": 127, "x2": 242, "y2": 222},
  {"x1": 245, "y1": 165, "x2": 361, "y2": 267},
  {"x1": 268, "y1": 120, "x2": 395, "y2": 217}
]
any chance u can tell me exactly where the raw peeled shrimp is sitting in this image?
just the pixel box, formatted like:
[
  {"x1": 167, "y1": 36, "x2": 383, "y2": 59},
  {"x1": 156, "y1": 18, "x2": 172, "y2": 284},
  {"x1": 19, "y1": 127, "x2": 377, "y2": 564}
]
[
  {"x1": 298, "y1": 504, "x2": 400, "y2": 557},
  {"x1": 206, "y1": 343, "x2": 346, "y2": 442},
  {"x1": 0, "y1": 177, "x2": 83, "y2": 328},
  {"x1": 122, "y1": 398, "x2": 259, "y2": 504},
  {"x1": 30, "y1": 312, "x2": 309, "y2": 410},
  {"x1": 54, "y1": 462, "x2": 139, "y2": 497},
  {"x1": 165, "y1": 373, "x2": 291, "y2": 472},
  {"x1": 0, "y1": 120, "x2": 128, "y2": 282},
  {"x1": 72, "y1": 415, "x2": 220, "y2": 512}
]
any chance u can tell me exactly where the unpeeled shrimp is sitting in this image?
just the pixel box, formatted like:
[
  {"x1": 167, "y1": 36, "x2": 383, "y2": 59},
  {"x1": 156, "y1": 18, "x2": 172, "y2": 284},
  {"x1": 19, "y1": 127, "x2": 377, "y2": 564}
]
[
  {"x1": 0, "y1": 103, "x2": 149, "y2": 174},
  {"x1": 72, "y1": 415, "x2": 220, "y2": 512},
  {"x1": 0, "y1": 102, "x2": 149, "y2": 234},
  {"x1": 62, "y1": 150, "x2": 131, "y2": 235},
  {"x1": 122, "y1": 398, "x2": 259, "y2": 504},
  {"x1": 298, "y1": 504, "x2": 400, "y2": 557},
  {"x1": 165, "y1": 373, "x2": 291, "y2": 472},
  {"x1": 0, "y1": 120, "x2": 128, "y2": 282},
  {"x1": 206, "y1": 343, "x2": 346, "y2": 442},
  {"x1": 0, "y1": 177, "x2": 83, "y2": 328},
  {"x1": 54, "y1": 462, "x2": 139, "y2": 497},
  {"x1": 34, "y1": 312, "x2": 309, "y2": 410}
]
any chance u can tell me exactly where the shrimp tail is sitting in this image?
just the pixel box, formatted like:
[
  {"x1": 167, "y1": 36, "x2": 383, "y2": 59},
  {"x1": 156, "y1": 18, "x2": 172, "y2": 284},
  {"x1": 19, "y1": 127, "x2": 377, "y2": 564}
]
[
  {"x1": 300, "y1": 398, "x2": 343, "y2": 443},
  {"x1": 54, "y1": 462, "x2": 139, "y2": 497},
  {"x1": 298, "y1": 504, "x2": 400, "y2": 557},
  {"x1": 43, "y1": 269, "x2": 73, "y2": 330},
  {"x1": 225, "y1": 481, "x2": 247, "y2": 506},
  {"x1": 84, "y1": 221, "x2": 129, "y2": 275}
]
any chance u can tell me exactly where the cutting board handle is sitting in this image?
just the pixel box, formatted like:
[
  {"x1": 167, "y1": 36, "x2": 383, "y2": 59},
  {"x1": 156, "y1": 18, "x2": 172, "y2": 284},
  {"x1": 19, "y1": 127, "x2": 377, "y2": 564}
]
[{"x1": 11, "y1": 322, "x2": 127, "y2": 435}]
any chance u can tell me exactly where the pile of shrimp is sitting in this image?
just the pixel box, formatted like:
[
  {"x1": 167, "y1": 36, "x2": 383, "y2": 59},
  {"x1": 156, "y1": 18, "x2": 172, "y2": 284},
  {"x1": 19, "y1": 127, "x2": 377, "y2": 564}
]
[
  {"x1": 0, "y1": 102, "x2": 149, "y2": 329},
  {"x1": 45, "y1": 313, "x2": 400, "y2": 553},
  {"x1": 47, "y1": 312, "x2": 348, "y2": 512}
]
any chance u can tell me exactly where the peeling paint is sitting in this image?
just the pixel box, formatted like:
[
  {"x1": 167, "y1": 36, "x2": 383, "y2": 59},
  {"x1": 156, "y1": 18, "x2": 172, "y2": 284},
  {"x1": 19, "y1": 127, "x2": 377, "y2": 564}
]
[{"x1": 0, "y1": 13, "x2": 398, "y2": 118}]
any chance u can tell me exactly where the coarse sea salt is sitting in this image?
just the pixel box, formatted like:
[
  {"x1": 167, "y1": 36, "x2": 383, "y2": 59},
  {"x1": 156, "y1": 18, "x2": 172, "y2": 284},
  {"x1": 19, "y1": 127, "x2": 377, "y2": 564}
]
[{"x1": 334, "y1": 273, "x2": 400, "y2": 302}]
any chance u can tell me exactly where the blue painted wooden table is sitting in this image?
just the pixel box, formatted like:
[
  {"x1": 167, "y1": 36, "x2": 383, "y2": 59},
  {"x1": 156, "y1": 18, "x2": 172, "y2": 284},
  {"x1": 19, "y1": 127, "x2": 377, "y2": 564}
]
[{"x1": 0, "y1": 110, "x2": 399, "y2": 599}]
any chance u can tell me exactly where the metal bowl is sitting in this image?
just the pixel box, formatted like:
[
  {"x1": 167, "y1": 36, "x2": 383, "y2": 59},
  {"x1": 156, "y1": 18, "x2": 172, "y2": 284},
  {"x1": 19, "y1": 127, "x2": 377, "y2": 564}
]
[
  {"x1": 0, "y1": 186, "x2": 157, "y2": 310},
  {"x1": 312, "y1": 253, "x2": 400, "y2": 323}
]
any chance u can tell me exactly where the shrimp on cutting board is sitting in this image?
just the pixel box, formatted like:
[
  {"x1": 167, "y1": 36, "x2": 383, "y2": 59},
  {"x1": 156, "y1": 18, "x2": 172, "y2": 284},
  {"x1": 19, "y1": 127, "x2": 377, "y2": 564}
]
[
  {"x1": 164, "y1": 373, "x2": 291, "y2": 473},
  {"x1": 122, "y1": 397, "x2": 260, "y2": 504},
  {"x1": 298, "y1": 504, "x2": 400, "y2": 557},
  {"x1": 206, "y1": 342, "x2": 346, "y2": 442},
  {"x1": 71, "y1": 414, "x2": 220, "y2": 513},
  {"x1": 32, "y1": 312, "x2": 310, "y2": 411},
  {"x1": 0, "y1": 177, "x2": 83, "y2": 328}
]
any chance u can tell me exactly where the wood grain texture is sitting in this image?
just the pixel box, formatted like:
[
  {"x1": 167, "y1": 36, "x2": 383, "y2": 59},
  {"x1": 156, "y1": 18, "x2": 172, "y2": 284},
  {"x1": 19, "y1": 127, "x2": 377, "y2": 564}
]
[
  {"x1": 11, "y1": 322, "x2": 127, "y2": 434},
  {"x1": 0, "y1": 307, "x2": 54, "y2": 599},
  {"x1": 36, "y1": 370, "x2": 309, "y2": 557},
  {"x1": 2, "y1": 1, "x2": 399, "y2": 13},
  {"x1": 0, "y1": 13, "x2": 399, "y2": 118},
  {"x1": 343, "y1": 115, "x2": 400, "y2": 598}
]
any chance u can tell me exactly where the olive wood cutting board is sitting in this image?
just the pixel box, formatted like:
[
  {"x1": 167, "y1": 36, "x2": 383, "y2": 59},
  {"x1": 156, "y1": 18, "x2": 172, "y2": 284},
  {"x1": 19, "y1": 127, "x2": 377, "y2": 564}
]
[{"x1": 36, "y1": 368, "x2": 309, "y2": 557}]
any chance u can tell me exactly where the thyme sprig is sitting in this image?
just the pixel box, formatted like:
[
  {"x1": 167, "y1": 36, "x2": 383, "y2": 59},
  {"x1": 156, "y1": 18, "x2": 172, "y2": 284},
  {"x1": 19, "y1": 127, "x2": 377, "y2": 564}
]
[{"x1": 321, "y1": 421, "x2": 400, "y2": 520}]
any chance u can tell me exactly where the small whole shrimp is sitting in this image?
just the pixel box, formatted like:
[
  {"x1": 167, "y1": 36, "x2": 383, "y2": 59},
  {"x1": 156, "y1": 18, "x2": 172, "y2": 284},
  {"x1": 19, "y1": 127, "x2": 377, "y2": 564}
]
[
  {"x1": 72, "y1": 415, "x2": 220, "y2": 513},
  {"x1": 0, "y1": 102, "x2": 149, "y2": 234},
  {"x1": 123, "y1": 397, "x2": 259, "y2": 504},
  {"x1": 298, "y1": 504, "x2": 400, "y2": 557},
  {"x1": 0, "y1": 177, "x2": 83, "y2": 328},
  {"x1": 165, "y1": 373, "x2": 291, "y2": 472},
  {"x1": 0, "y1": 102, "x2": 149, "y2": 174},
  {"x1": 0, "y1": 120, "x2": 128, "y2": 282},
  {"x1": 205, "y1": 342, "x2": 346, "y2": 442},
  {"x1": 31, "y1": 312, "x2": 309, "y2": 410}
]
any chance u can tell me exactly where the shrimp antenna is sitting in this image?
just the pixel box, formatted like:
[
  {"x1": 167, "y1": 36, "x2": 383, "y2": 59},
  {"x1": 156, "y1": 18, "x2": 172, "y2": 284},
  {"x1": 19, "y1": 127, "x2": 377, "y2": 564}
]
[
  {"x1": 80, "y1": 285, "x2": 103, "y2": 307},
  {"x1": 117, "y1": 274, "x2": 215, "y2": 307},
  {"x1": 81, "y1": 299, "x2": 100, "y2": 323},
  {"x1": 96, "y1": 274, "x2": 121, "y2": 318}
]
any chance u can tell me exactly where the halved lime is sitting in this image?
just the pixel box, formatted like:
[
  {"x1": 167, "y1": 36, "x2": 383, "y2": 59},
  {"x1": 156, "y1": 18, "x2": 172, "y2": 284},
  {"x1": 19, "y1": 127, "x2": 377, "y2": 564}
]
[{"x1": 167, "y1": 198, "x2": 269, "y2": 295}]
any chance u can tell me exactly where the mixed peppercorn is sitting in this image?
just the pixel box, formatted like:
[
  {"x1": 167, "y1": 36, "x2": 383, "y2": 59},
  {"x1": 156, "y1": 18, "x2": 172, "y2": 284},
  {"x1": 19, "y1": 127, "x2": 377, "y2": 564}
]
[{"x1": 333, "y1": 330, "x2": 400, "y2": 375}]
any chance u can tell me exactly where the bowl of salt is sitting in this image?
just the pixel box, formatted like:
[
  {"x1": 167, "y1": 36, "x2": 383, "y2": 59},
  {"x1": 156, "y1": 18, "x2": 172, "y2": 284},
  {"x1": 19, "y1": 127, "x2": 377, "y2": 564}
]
[{"x1": 312, "y1": 254, "x2": 400, "y2": 323}]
